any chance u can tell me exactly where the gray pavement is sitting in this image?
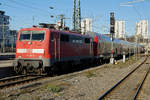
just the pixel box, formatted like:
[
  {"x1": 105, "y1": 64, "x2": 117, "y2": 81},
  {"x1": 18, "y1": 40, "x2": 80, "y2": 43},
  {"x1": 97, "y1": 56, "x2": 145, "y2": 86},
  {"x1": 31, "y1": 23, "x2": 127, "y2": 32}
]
[
  {"x1": 0, "y1": 60, "x2": 14, "y2": 67},
  {"x1": 0, "y1": 59, "x2": 15, "y2": 79},
  {"x1": 0, "y1": 53, "x2": 15, "y2": 60},
  {"x1": 0, "y1": 53, "x2": 15, "y2": 55}
]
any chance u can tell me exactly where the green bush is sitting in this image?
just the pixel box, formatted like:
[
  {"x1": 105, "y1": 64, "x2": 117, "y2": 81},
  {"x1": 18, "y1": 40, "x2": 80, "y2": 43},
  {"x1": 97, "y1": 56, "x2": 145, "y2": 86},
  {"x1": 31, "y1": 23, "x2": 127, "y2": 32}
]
[
  {"x1": 86, "y1": 71, "x2": 96, "y2": 78},
  {"x1": 47, "y1": 84, "x2": 62, "y2": 93}
]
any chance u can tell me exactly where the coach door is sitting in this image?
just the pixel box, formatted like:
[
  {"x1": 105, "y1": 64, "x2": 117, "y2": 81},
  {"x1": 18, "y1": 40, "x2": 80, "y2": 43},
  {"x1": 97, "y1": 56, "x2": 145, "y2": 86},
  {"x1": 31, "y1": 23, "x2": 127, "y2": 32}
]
[{"x1": 52, "y1": 32, "x2": 60, "y2": 61}]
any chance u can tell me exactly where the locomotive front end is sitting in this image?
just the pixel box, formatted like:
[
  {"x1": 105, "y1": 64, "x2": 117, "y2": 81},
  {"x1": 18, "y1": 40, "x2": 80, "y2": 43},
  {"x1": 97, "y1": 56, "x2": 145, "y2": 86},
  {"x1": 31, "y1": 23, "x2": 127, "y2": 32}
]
[{"x1": 14, "y1": 28, "x2": 50, "y2": 74}]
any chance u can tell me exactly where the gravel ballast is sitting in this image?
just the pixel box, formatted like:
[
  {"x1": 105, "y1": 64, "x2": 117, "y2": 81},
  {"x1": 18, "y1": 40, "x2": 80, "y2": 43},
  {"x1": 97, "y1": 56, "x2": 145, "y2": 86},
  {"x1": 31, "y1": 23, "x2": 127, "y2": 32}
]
[{"x1": 1, "y1": 56, "x2": 146, "y2": 100}]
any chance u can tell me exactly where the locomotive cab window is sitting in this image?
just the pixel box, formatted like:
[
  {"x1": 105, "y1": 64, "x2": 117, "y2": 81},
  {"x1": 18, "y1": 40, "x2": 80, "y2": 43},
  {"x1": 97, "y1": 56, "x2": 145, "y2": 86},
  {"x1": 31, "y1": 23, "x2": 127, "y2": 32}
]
[
  {"x1": 19, "y1": 31, "x2": 45, "y2": 41},
  {"x1": 31, "y1": 31, "x2": 45, "y2": 41},
  {"x1": 19, "y1": 32, "x2": 30, "y2": 41}
]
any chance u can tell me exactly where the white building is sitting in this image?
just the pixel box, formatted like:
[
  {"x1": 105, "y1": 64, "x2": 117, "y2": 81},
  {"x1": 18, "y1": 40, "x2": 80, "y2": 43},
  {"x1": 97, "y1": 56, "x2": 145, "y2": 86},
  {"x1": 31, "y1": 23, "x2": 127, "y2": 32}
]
[
  {"x1": 136, "y1": 20, "x2": 148, "y2": 39},
  {"x1": 115, "y1": 20, "x2": 125, "y2": 39},
  {"x1": 81, "y1": 18, "x2": 92, "y2": 34}
]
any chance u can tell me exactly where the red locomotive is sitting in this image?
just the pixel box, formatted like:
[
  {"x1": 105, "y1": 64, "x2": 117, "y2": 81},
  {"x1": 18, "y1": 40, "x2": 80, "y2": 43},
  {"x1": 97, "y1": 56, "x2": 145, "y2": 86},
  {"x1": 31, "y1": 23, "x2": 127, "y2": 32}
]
[{"x1": 14, "y1": 27, "x2": 94, "y2": 74}]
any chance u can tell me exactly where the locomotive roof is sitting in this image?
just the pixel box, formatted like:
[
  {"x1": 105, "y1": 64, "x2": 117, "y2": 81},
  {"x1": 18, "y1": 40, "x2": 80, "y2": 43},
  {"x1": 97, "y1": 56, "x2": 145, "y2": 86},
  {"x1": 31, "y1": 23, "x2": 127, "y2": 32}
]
[
  {"x1": 19, "y1": 27, "x2": 91, "y2": 38},
  {"x1": 50, "y1": 29, "x2": 91, "y2": 38}
]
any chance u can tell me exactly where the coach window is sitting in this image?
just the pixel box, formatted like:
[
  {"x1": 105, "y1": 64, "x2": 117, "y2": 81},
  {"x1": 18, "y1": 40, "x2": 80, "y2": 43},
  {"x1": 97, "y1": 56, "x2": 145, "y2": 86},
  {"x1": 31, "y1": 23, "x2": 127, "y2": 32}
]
[
  {"x1": 85, "y1": 38, "x2": 90, "y2": 44},
  {"x1": 60, "y1": 34, "x2": 69, "y2": 42}
]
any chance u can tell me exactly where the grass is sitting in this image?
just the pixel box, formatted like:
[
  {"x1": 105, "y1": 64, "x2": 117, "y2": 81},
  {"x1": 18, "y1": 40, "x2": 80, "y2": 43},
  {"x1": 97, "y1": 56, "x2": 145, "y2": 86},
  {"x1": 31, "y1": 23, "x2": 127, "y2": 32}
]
[
  {"x1": 47, "y1": 84, "x2": 62, "y2": 93},
  {"x1": 41, "y1": 81, "x2": 71, "y2": 97},
  {"x1": 86, "y1": 71, "x2": 96, "y2": 78},
  {"x1": 36, "y1": 96, "x2": 41, "y2": 100}
]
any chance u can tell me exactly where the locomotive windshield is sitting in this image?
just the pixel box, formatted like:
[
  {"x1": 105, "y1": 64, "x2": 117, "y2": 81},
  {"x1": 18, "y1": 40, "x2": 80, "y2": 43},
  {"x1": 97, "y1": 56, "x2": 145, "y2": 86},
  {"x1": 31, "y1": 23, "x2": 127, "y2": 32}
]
[{"x1": 19, "y1": 31, "x2": 45, "y2": 41}]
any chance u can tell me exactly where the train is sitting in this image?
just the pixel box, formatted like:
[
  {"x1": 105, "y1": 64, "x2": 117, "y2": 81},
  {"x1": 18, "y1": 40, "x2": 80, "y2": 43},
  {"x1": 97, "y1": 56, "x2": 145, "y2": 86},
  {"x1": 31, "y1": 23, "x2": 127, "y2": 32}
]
[{"x1": 13, "y1": 25, "x2": 145, "y2": 75}]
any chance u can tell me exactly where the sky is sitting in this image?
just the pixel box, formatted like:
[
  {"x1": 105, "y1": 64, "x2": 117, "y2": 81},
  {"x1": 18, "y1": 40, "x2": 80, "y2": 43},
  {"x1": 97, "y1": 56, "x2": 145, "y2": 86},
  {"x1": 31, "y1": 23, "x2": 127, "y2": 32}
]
[{"x1": 0, "y1": 0, "x2": 150, "y2": 36}]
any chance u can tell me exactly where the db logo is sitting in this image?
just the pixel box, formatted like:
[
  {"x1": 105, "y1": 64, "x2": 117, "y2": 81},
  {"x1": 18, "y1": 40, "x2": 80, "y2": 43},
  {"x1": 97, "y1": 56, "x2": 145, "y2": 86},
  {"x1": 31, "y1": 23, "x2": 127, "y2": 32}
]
[{"x1": 28, "y1": 42, "x2": 31, "y2": 45}]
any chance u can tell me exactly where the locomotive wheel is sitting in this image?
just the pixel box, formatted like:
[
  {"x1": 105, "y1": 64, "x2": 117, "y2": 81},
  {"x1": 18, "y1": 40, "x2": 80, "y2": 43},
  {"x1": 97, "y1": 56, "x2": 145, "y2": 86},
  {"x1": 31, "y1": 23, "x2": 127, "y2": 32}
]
[
  {"x1": 22, "y1": 68, "x2": 27, "y2": 75},
  {"x1": 37, "y1": 68, "x2": 42, "y2": 75},
  {"x1": 45, "y1": 67, "x2": 54, "y2": 76},
  {"x1": 14, "y1": 63, "x2": 23, "y2": 74}
]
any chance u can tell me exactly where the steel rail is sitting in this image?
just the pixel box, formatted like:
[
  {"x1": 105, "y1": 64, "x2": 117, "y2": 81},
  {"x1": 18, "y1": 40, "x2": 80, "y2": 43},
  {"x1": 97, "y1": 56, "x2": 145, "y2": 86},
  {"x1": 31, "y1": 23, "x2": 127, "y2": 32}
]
[
  {"x1": 0, "y1": 75, "x2": 43, "y2": 89},
  {"x1": 0, "y1": 75, "x2": 28, "y2": 83},
  {"x1": 132, "y1": 67, "x2": 150, "y2": 100},
  {"x1": 97, "y1": 57, "x2": 147, "y2": 100}
]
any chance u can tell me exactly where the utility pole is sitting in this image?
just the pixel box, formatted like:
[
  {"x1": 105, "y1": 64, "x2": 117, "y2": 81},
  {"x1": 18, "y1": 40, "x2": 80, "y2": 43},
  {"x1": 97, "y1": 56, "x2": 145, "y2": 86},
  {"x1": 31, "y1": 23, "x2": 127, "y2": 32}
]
[
  {"x1": 56, "y1": 14, "x2": 70, "y2": 30},
  {"x1": 32, "y1": 16, "x2": 35, "y2": 25},
  {"x1": 10, "y1": 30, "x2": 17, "y2": 52},
  {"x1": 110, "y1": 12, "x2": 115, "y2": 64},
  {"x1": 135, "y1": 35, "x2": 138, "y2": 59},
  {"x1": 58, "y1": 14, "x2": 65, "y2": 29}
]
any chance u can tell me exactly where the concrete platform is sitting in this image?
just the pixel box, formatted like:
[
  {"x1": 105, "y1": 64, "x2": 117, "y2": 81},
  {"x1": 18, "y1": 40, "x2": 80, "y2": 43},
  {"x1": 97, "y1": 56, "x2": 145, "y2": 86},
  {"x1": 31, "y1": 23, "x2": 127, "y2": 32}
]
[
  {"x1": 0, "y1": 53, "x2": 15, "y2": 60},
  {"x1": 0, "y1": 53, "x2": 15, "y2": 55},
  {"x1": 0, "y1": 60, "x2": 14, "y2": 68},
  {"x1": 0, "y1": 60, "x2": 14, "y2": 67},
  {"x1": 0, "y1": 60, "x2": 15, "y2": 79},
  {"x1": 0, "y1": 67, "x2": 16, "y2": 79}
]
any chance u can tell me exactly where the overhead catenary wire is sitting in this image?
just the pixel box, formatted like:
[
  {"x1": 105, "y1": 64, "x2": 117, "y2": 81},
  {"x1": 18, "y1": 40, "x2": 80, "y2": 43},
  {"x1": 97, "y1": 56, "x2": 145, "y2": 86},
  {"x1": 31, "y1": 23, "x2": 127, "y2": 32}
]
[
  {"x1": 120, "y1": 0, "x2": 146, "y2": 5},
  {"x1": 19, "y1": 0, "x2": 43, "y2": 7},
  {"x1": 0, "y1": 2, "x2": 19, "y2": 9},
  {"x1": 0, "y1": 0, "x2": 53, "y2": 20},
  {"x1": 1, "y1": 0, "x2": 51, "y2": 16},
  {"x1": 132, "y1": 6, "x2": 143, "y2": 20},
  {"x1": 7, "y1": 0, "x2": 49, "y2": 13},
  {"x1": 120, "y1": 5, "x2": 143, "y2": 20},
  {"x1": 120, "y1": 0, "x2": 147, "y2": 20},
  {"x1": 0, "y1": 0, "x2": 57, "y2": 31}
]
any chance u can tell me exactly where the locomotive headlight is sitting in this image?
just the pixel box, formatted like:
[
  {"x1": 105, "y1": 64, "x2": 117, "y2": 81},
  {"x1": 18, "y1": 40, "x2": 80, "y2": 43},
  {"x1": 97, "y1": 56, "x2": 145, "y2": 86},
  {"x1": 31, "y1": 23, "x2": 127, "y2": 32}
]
[
  {"x1": 18, "y1": 56, "x2": 22, "y2": 58},
  {"x1": 39, "y1": 56, "x2": 42, "y2": 59},
  {"x1": 32, "y1": 49, "x2": 44, "y2": 53}
]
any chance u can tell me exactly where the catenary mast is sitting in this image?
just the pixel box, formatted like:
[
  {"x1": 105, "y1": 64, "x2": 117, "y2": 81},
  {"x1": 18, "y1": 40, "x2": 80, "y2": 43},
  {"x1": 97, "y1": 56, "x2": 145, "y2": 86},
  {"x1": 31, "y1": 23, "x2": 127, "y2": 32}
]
[
  {"x1": 72, "y1": 0, "x2": 81, "y2": 32},
  {"x1": 77, "y1": 0, "x2": 81, "y2": 31},
  {"x1": 72, "y1": 0, "x2": 76, "y2": 31}
]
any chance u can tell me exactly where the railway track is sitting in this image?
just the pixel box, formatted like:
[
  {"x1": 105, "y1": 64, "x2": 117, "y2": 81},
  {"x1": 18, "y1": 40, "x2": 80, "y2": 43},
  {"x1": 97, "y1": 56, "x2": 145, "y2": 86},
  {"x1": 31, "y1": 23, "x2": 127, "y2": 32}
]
[
  {"x1": 132, "y1": 67, "x2": 150, "y2": 100},
  {"x1": 97, "y1": 56, "x2": 149, "y2": 100},
  {"x1": 0, "y1": 56, "x2": 146, "y2": 100},
  {"x1": 0, "y1": 59, "x2": 111, "y2": 93},
  {"x1": 0, "y1": 75, "x2": 45, "y2": 89}
]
